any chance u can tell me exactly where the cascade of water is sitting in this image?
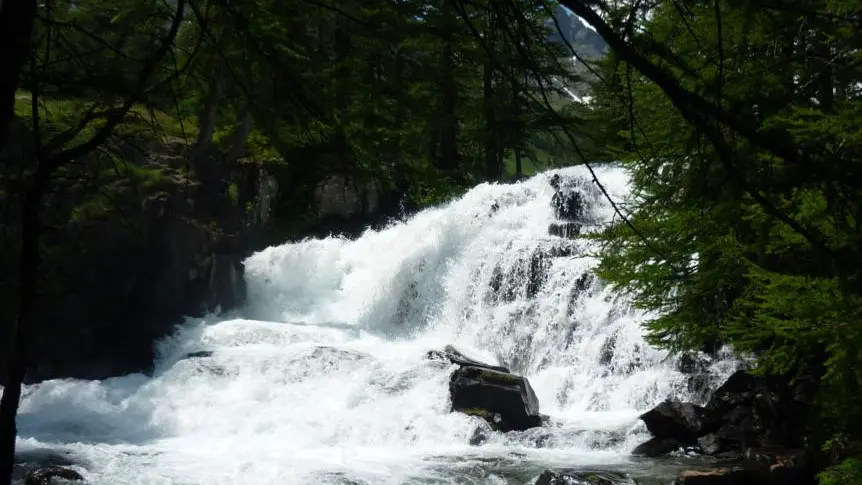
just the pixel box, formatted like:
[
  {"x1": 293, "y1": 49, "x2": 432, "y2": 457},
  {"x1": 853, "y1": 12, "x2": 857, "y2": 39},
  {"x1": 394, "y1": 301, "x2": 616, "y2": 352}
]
[{"x1": 12, "y1": 164, "x2": 736, "y2": 485}]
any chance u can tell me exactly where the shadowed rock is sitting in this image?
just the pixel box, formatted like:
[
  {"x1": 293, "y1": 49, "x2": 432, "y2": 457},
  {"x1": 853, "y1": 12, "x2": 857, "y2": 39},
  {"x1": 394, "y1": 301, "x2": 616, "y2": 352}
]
[
  {"x1": 536, "y1": 469, "x2": 634, "y2": 485},
  {"x1": 24, "y1": 466, "x2": 83, "y2": 485},
  {"x1": 449, "y1": 365, "x2": 542, "y2": 432},
  {"x1": 548, "y1": 222, "x2": 581, "y2": 239}
]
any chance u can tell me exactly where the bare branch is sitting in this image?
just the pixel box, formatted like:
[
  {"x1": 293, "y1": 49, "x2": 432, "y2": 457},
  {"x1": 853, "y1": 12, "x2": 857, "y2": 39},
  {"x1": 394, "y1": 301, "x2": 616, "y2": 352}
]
[{"x1": 41, "y1": 0, "x2": 188, "y2": 171}]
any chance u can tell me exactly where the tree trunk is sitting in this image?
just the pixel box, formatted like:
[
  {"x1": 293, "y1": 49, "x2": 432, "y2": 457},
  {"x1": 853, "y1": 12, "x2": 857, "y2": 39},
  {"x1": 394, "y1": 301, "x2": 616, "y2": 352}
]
[
  {"x1": 483, "y1": 58, "x2": 497, "y2": 181},
  {"x1": 0, "y1": 0, "x2": 37, "y2": 152},
  {"x1": 195, "y1": 63, "x2": 224, "y2": 153},
  {"x1": 0, "y1": 170, "x2": 47, "y2": 485},
  {"x1": 437, "y1": 0, "x2": 459, "y2": 171},
  {"x1": 333, "y1": 15, "x2": 351, "y2": 168},
  {"x1": 225, "y1": 107, "x2": 253, "y2": 163},
  {"x1": 515, "y1": 147, "x2": 523, "y2": 179}
]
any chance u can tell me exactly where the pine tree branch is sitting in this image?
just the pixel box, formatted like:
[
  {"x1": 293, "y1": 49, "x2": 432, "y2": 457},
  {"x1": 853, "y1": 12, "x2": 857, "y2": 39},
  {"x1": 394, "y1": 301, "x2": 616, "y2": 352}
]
[{"x1": 559, "y1": 0, "x2": 838, "y2": 262}]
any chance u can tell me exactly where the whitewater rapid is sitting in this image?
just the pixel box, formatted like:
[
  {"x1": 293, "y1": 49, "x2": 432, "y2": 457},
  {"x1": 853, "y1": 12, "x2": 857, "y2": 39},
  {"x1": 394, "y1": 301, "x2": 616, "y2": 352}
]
[{"x1": 14, "y1": 165, "x2": 735, "y2": 485}]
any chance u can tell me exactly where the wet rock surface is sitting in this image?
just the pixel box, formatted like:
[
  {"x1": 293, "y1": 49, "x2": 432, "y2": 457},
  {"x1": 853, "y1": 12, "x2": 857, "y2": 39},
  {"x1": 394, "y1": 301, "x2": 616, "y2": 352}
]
[
  {"x1": 23, "y1": 466, "x2": 84, "y2": 485},
  {"x1": 536, "y1": 469, "x2": 635, "y2": 485},
  {"x1": 549, "y1": 174, "x2": 586, "y2": 222},
  {"x1": 449, "y1": 365, "x2": 542, "y2": 432},
  {"x1": 639, "y1": 400, "x2": 708, "y2": 444},
  {"x1": 13, "y1": 450, "x2": 85, "y2": 485},
  {"x1": 634, "y1": 370, "x2": 817, "y2": 484},
  {"x1": 430, "y1": 346, "x2": 543, "y2": 433},
  {"x1": 548, "y1": 222, "x2": 581, "y2": 239},
  {"x1": 635, "y1": 370, "x2": 812, "y2": 456}
]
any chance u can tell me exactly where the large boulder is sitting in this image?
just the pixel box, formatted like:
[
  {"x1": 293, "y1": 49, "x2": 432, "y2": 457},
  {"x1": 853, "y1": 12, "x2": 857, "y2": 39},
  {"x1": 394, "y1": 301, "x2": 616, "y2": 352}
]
[
  {"x1": 639, "y1": 400, "x2": 707, "y2": 443},
  {"x1": 632, "y1": 370, "x2": 815, "y2": 461},
  {"x1": 449, "y1": 365, "x2": 542, "y2": 432}
]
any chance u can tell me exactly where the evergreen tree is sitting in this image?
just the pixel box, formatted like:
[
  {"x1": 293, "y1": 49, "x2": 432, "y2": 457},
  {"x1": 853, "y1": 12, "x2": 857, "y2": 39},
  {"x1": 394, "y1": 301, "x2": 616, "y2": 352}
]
[{"x1": 568, "y1": 0, "x2": 862, "y2": 479}]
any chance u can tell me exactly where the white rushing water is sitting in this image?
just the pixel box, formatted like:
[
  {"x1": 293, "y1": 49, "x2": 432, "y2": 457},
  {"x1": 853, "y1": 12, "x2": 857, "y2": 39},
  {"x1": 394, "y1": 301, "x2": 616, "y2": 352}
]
[{"x1": 14, "y1": 165, "x2": 736, "y2": 485}]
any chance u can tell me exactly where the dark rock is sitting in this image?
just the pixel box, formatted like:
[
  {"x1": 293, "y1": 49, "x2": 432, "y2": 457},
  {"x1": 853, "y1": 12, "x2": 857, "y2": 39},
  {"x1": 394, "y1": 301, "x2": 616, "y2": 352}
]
[
  {"x1": 677, "y1": 353, "x2": 709, "y2": 374},
  {"x1": 632, "y1": 437, "x2": 686, "y2": 457},
  {"x1": 548, "y1": 222, "x2": 581, "y2": 239},
  {"x1": 13, "y1": 450, "x2": 82, "y2": 485},
  {"x1": 527, "y1": 250, "x2": 551, "y2": 298},
  {"x1": 536, "y1": 469, "x2": 633, "y2": 485},
  {"x1": 552, "y1": 189, "x2": 585, "y2": 221},
  {"x1": 14, "y1": 450, "x2": 77, "y2": 468},
  {"x1": 449, "y1": 365, "x2": 542, "y2": 432},
  {"x1": 487, "y1": 246, "x2": 566, "y2": 302},
  {"x1": 697, "y1": 433, "x2": 723, "y2": 455},
  {"x1": 599, "y1": 334, "x2": 616, "y2": 367},
  {"x1": 24, "y1": 466, "x2": 83, "y2": 485},
  {"x1": 183, "y1": 350, "x2": 214, "y2": 359},
  {"x1": 705, "y1": 371, "x2": 762, "y2": 413},
  {"x1": 574, "y1": 273, "x2": 592, "y2": 293},
  {"x1": 0, "y1": 142, "x2": 279, "y2": 383},
  {"x1": 633, "y1": 369, "x2": 815, "y2": 459},
  {"x1": 469, "y1": 424, "x2": 491, "y2": 446},
  {"x1": 426, "y1": 345, "x2": 510, "y2": 373},
  {"x1": 686, "y1": 373, "x2": 713, "y2": 401},
  {"x1": 639, "y1": 400, "x2": 707, "y2": 442},
  {"x1": 308, "y1": 171, "x2": 411, "y2": 239},
  {"x1": 312, "y1": 173, "x2": 382, "y2": 238},
  {"x1": 547, "y1": 246, "x2": 576, "y2": 258}
]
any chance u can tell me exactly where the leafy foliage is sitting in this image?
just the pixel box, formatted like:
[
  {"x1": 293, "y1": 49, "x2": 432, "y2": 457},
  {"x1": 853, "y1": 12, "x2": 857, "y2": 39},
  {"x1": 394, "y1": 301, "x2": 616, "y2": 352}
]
[{"x1": 584, "y1": 0, "x2": 862, "y2": 478}]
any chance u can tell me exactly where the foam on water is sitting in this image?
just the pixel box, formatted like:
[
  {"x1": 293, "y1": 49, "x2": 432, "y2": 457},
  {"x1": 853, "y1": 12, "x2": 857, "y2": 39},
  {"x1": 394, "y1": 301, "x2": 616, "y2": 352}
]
[{"x1": 12, "y1": 165, "x2": 736, "y2": 485}]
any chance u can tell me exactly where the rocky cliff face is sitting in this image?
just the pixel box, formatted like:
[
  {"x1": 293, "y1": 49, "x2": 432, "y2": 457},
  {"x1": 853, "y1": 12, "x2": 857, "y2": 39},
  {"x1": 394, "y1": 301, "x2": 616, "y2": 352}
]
[
  {"x1": 0, "y1": 127, "x2": 279, "y2": 383},
  {"x1": 546, "y1": 5, "x2": 608, "y2": 61},
  {"x1": 308, "y1": 172, "x2": 408, "y2": 239}
]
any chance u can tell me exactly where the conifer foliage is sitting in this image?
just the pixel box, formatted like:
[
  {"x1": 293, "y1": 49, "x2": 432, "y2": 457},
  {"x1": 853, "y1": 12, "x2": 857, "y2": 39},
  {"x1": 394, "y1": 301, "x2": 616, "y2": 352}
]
[{"x1": 566, "y1": 0, "x2": 862, "y2": 479}]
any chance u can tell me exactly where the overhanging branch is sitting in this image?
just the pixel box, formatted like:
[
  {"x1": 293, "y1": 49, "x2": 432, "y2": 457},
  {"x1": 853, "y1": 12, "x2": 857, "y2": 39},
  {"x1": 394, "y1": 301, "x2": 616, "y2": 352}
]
[
  {"x1": 40, "y1": 0, "x2": 188, "y2": 172},
  {"x1": 560, "y1": 0, "x2": 837, "y2": 262}
]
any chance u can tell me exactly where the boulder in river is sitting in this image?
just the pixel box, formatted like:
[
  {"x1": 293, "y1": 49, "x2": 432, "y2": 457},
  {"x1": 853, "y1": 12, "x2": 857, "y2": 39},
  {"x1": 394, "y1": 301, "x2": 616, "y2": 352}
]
[
  {"x1": 639, "y1": 400, "x2": 707, "y2": 443},
  {"x1": 14, "y1": 450, "x2": 84, "y2": 485},
  {"x1": 428, "y1": 345, "x2": 542, "y2": 432},
  {"x1": 631, "y1": 437, "x2": 688, "y2": 457},
  {"x1": 632, "y1": 370, "x2": 814, "y2": 459},
  {"x1": 536, "y1": 469, "x2": 635, "y2": 485},
  {"x1": 448, "y1": 364, "x2": 542, "y2": 432},
  {"x1": 24, "y1": 466, "x2": 84, "y2": 485}
]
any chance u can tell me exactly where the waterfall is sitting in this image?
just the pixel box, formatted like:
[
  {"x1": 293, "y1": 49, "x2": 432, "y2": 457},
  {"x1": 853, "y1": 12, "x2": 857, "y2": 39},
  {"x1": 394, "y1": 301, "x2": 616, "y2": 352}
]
[{"x1": 13, "y1": 164, "x2": 736, "y2": 485}]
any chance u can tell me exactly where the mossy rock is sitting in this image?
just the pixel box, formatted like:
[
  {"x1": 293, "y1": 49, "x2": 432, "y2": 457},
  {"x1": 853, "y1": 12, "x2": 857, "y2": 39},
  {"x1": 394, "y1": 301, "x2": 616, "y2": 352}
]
[
  {"x1": 449, "y1": 365, "x2": 542, "y2": 432},
  {"x1": 462, "y1": 408, "x2": 492, "y2": 419},
  {"x1": 471, "y1": 368, "x2": 522, "y2": 385}
]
